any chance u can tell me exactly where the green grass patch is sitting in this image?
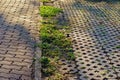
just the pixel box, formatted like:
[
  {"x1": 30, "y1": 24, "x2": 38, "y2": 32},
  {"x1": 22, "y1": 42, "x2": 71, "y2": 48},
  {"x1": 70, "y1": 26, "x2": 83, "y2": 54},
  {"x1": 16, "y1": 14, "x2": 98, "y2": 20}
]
[
  {"x1": 39, "y1": 24, "x2": 73, "y2": 57},
  {"x1": 40, "y1": 6, "x2": 62, "y2": 17},
  {"x1": 39, "y1": 5, "x2": 74, "y2": 79}
]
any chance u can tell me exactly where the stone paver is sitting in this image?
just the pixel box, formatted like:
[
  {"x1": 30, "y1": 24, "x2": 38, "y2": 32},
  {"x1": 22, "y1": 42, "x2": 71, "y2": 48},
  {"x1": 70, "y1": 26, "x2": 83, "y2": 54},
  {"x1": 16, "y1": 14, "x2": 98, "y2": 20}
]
[
  {"x1": 0, "y1": 0, "x2": 40, "y2": 80},
  {"x1": 59, "y1": 0, "x2": 120, "y2": 80}
]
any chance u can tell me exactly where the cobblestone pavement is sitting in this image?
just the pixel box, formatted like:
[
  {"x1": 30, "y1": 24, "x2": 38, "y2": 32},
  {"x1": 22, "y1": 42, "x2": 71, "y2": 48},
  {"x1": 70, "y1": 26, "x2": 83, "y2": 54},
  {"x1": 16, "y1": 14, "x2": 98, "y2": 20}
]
[
  {"x1": 0, "y1": 0, "x2": 40, "y2": 80},
  {"x1": 59, "y1": 0, "x2": 120, "y2": 80}
]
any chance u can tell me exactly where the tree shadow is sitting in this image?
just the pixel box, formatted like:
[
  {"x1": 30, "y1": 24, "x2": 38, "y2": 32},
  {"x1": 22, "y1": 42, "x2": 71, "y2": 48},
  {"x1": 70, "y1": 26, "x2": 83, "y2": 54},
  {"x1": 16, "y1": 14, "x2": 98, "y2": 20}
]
[
  {"x1": 60, "y1": 0, "x2": 120, "y2": 79},
  {"x1": 72, "y1": 1, "x2": 120, "y2": 79},
  {"x1": 0, "y1": 13, "x2": 36, "y2": 79},
  {"x1": 86, "y1": 0, "x2": 120, "y2": 4}
]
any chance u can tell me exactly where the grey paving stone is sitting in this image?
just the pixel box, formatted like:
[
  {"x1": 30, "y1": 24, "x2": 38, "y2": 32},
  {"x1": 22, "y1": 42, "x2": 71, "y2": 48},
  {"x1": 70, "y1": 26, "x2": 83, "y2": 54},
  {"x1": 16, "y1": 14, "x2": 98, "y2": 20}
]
[
  {"x1": 59, "y1": 0, "x2": 120, "y2": 79},
  {"x1": 0, "y1": 0, "x2": 40, "y2": 79}
]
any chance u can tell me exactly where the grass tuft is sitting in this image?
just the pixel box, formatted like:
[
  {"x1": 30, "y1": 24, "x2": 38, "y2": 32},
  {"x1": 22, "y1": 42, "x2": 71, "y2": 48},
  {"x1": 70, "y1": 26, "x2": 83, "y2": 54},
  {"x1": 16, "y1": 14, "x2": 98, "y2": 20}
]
[{"x1": 40, "y1": 6, "x2": 62, "y2": 17}]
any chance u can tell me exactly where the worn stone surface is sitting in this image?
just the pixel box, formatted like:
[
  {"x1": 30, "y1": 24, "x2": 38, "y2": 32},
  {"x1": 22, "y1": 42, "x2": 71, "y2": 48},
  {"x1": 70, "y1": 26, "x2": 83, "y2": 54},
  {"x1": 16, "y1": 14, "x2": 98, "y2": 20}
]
[
  {"x1": 59, "y1": 0, "x2": 120, "y2": 80},
  {"x1": 0, "y1": 0, "x2": 40, "y2": 80}
]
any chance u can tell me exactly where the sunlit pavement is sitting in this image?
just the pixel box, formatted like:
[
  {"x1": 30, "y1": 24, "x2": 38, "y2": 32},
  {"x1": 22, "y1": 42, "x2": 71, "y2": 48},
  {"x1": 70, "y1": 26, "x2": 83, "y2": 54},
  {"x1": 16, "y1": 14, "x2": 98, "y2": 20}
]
[
  {"x1": 59, "y1": 0, "x2": 120, "y2": 80},
  {"x1": 0, "y1": 0, "x2": 39, "y2": 80}
]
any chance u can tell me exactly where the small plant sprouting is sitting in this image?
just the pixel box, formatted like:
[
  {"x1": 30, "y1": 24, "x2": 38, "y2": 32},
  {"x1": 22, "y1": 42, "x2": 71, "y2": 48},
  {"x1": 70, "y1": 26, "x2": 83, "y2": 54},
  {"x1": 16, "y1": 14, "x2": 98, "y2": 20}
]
[
  {"x1": 42, "y1": 65, "x2": 56, "y2": 76},
  {"x1": 81, "y1": 66, "x2": 86, "y2": 69},
  {"x1": 67, "y1": 52, "x2": 75, "y2": 60},
  {"x1": 100, "y1": 70, "x2": 109, "y2": 75},
  {"x1": 40, "y1": 56, "x2": 50, "y2": 67},
  {"x1": 116, "y1": 45, "x2": 120, "y2": 48},
  {"x1": 39, "y1": 43, "x2": 51, "y2": 49}
]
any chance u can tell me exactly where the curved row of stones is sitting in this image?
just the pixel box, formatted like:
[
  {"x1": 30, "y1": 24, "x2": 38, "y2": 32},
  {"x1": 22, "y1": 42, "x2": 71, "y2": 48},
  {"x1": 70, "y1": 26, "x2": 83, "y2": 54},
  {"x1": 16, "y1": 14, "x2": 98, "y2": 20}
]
[{"x1": 58, "y1": 0, "x2": 120, "y2": 80}]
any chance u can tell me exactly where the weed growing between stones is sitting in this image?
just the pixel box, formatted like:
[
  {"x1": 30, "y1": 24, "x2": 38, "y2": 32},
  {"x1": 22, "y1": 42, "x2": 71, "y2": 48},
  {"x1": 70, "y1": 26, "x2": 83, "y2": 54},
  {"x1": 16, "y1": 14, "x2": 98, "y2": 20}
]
[{"x1": 116, "y1": 46, "x2": 120, "y2": 49}]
